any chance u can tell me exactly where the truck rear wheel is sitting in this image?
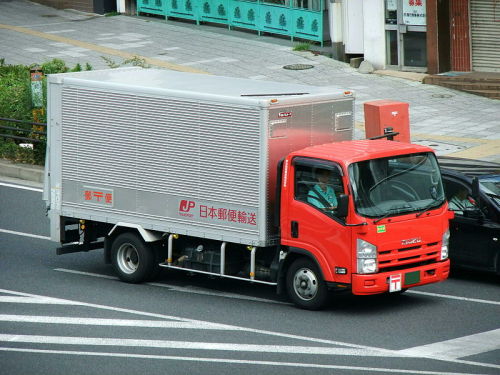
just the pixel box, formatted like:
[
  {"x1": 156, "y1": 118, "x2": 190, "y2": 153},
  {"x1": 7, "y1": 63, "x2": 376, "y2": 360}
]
[
  {"x1": 286, "y1": 258, "x2": 328, "y2": 310},
  {"x1": 111, "y1": 232, "x2": 156, "y2": 283}
]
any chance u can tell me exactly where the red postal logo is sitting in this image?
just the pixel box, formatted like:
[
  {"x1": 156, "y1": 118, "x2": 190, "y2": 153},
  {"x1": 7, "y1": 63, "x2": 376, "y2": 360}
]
[{"x1": 179, "y1": 200, "x2": 196, "y2": 213}]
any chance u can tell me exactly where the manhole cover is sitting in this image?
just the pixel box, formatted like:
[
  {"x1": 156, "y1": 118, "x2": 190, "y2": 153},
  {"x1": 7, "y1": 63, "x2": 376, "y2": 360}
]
[
  {"x1": 431, "y1": 93, "x2": 454, "y2": 99},
  {"x1": 283, "y1": 64, "x2": 314, "y2": 70}
]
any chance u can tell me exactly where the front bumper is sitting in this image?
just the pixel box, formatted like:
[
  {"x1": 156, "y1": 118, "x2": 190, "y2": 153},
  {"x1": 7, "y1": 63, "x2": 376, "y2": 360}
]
[{"x1": 351, "y1": 259, "x2": 450, "y2": 295}]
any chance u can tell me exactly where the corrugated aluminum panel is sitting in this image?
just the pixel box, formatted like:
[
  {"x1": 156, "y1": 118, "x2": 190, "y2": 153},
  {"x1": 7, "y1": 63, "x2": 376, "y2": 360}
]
[
  {"x1": 470, "y1": 0, "x2": 500, "y2": 72},
  {"x1": 62, "y1": 87, "x2": 261, "y2": 206}
]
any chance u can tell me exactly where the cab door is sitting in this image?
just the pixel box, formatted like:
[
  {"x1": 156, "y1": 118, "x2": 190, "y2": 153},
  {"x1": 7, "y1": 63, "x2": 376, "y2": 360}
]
[{"x1": 281, "y1": 157, "x2": 352, "y2": 283}]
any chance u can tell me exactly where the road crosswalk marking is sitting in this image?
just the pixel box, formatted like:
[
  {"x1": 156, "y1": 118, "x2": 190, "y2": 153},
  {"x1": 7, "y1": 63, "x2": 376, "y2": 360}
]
[
  {"x1": 0, "y1": 315, "x2": 236, "y2": 330},
  {"x1": 398, "y1": 329, "x2": 500, "y2": 360},
  {"x1": 1, "y1": 288, "x2": 499, "y2": 372},
  {"x1": 0, "y1": 334, "x2": 387, "y2": 357}
]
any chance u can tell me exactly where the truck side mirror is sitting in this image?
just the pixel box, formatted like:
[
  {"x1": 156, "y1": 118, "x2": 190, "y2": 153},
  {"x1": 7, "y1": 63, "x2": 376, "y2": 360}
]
[
  {"x1": 472, "y1": 177, "x2": 481, "y2": 206},
  {"x1": 336, "y1": 194, "x2": 349, "y2": 218}
]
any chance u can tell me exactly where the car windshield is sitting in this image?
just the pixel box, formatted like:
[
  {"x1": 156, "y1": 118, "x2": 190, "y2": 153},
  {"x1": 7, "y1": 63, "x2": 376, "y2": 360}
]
[
  {"x1": 479, "y1": 175, "x2": 500, "y2": 206},
  {"x1": 349, "y1": 153, "x2": 445, "y2": 219}
]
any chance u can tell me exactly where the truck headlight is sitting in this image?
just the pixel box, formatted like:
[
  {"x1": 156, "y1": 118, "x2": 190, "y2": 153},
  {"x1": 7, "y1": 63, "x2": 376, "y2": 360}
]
[
  {"x1": 357, "y1": 239, "x2": 378, "y2": 274},
  {"x1": 440, "y1": 229, "x2": 450, "y2": 260}
]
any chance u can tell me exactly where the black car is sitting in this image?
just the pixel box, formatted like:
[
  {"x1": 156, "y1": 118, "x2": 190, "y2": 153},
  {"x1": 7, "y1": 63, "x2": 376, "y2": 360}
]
[{"x1": 439, "y1": 157, "x2": 500, "y2": 274}]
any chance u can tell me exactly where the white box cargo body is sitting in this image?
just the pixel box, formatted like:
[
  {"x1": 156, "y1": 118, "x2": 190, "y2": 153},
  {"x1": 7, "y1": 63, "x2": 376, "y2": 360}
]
[{"x1": 44, "y1": 68, "x2": 354, "y2": 247}]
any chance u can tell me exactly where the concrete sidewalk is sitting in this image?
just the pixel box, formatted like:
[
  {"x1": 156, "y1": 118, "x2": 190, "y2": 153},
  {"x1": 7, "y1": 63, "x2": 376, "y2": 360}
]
[{"x1": 1, "y1": 0, "x2": 499, "y2": 183}]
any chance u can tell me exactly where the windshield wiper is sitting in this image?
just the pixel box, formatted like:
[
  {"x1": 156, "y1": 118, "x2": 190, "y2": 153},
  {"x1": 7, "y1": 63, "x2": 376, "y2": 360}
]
[
  {"x1": 373, "y1": 205, "x2": 411, "y2": 224},
  {"x1": 416, "y1": 198, "x2": 444, "y2": 217}
]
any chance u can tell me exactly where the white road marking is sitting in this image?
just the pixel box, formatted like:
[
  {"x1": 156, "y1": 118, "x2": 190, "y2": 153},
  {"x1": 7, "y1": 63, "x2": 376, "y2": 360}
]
[
  {"x1": 148, "y1": 282, "x2": 288, "y2": 305},
  {"x1": 0, "y1": 315, "x2": 235, "y2": 330},
  {"x1": 0, "y1": 347, "x2": 486, "y2": 375},
  {"x1": 408, "y1": 290, "x2": 500, "y2": 306},
  {"x1": 0, "y1": 288, "x2": 392, "y2": 351},
  {"x1": 0, "y1": 296, "x2": 74, "y2": 305},
  {"x1": 54, "y1": 268, "x2": 289, "y2": 305},
  {"x1": 55, "y1": 268, "x2": 500, "y2": 307},
  {"x1": 0, "y1": 182, "x2": 43, "y2": 192},
  {"x1": 54, "y1": 268, "x2": 117, "y2": 280},
  {"x1": 1, "y1": 289, "x2": 498, "y2": 371},
  {"x1": 398, "y1": 329, "x2": 500, "y2": 360},
  {"x1": 0, "y1": 228, "x2": 51, "y2": 241},
  {"x1": 0, "y1": 334, "x2": 388, "y2": 357}
]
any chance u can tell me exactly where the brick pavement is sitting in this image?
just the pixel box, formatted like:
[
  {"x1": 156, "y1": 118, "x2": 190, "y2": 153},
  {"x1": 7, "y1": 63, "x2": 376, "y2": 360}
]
[{"x1": 1, "y1": 0, "x2": 499, "y2": 163}]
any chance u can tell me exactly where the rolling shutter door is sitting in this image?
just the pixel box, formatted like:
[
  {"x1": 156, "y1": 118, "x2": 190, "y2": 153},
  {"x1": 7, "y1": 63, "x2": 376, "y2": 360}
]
[{"x1": 470, "y1": 0, "x2": 500, "y2": 72}]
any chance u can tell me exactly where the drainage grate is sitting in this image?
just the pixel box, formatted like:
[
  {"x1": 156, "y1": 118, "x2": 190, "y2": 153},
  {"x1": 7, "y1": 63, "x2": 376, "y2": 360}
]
[{"x1": 283, "y1": 64, "x2": 314, "y2": 70}]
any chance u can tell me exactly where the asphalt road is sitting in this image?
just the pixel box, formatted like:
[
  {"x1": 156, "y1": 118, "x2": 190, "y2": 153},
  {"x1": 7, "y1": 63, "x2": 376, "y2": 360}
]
[{"x1": 0, "y1": 180, "x2": 499, "y2": 375}]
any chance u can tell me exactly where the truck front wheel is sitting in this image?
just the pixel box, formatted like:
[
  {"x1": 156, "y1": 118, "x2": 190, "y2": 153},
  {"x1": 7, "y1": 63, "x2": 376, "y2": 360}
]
[
  {"x1": 111, "y1": 232, "x2": 156, "y2": 283},
  {"x1": 286, "y1": 257, "x2": 328, "y2": 310}
]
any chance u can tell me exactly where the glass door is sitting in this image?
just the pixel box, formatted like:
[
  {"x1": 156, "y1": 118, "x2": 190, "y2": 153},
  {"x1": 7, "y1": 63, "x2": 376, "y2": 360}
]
[{"x1": 385, "y1": 0, "x2": 427, "y2": 71}]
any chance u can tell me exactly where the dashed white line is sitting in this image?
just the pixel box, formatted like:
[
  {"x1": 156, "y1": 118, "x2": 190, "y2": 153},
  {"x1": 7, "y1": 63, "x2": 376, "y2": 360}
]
[
  {"x1": 408, "y1": 290, "x2": 500, "y2": 306},
  {"x1": 0, "y1": 228, "x2": 50, "y2": 241},
  {"x1": 0, "y1": 182, "x2": 43, "y2": 192}
]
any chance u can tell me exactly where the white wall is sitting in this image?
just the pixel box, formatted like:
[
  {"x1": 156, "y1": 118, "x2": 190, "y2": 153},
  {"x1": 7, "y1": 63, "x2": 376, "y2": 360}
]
[
  {"x1": 362, "y1": 0, "x2": 386, "y2": 69},
  {"x1": 328, "y1": 1, "x2": 343, "y2": 44},
  {"x1": 116, "y1": 0, "x2": 126, "y2": 13},
  {"x1": 342, "y1": 0, "x2": 364, "y2": 54}
]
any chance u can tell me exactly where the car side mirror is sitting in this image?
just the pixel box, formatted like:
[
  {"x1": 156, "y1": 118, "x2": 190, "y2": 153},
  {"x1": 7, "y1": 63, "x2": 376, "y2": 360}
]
[{"x1": 337, "y1": 194, "x2": 349, "y2": 218}]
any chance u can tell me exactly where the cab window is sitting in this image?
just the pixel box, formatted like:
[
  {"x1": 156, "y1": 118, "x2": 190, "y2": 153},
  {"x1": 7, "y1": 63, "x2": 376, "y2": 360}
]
[{"x1": 294, "y1": 158, "x2": 344, "y2": 217}]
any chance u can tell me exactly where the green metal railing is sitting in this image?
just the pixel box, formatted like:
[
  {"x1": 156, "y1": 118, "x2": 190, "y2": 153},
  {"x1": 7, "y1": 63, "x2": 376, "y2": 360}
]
[{"x1": 137, "y1": 0, "x2": 327, "y2": 44}]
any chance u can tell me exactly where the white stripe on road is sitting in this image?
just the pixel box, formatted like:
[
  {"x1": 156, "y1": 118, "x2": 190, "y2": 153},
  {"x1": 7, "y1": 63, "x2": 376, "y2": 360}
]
[
  {"x1": 54, "y1": 268, "x2": 117, "y2": 280},
  {"x1": 0, "y1": 315, "x2": 236, "y2": 330},
  {"x1": 408, "y1": 290, "x2": 500, "y2": 306},
  {"x1": 55, "y1": 268, "x2": 500, "y2": 307},
  {"x1": 0, "y1": 296, "x2": 74, "y2": 305},
  {"x1": 0, "y1": 288, "x2": 393, "y2": 351},
  {"x1": 0, "y1": 182, "x2": 43, "y2": 192},
  {"x1": 0, "y1": 347, "x2": 486, "y2": 375},
  {"x1": 0, "y1": 228, "x2": 51, "y2": 241},
  {"x1": 54, "y1": 268, "x2": 289, "y2": 305},
  {"x1": 0, "y1": 334, "x2": 387, "y2": 357},
  {"x1": 1, "y1": 289, "x2": 499, "y2": 370},
  {"x1": 398, "y1": 329, "x2": 500, "y2": 360}
]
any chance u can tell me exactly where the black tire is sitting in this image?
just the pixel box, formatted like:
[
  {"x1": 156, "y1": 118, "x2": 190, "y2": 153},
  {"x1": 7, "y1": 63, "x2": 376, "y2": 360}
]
[
  {"x1": 286, "y1": 257, "x2": 329, "y2": 310},
  {"x1": 111, "y1": 232, "x2": 157, "y2": 283}
]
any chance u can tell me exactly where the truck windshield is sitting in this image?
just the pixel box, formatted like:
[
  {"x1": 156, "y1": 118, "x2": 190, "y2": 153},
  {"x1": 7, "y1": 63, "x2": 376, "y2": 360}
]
[{"x1": 349, "y1": 153, "x2": 445, "y2": 219}]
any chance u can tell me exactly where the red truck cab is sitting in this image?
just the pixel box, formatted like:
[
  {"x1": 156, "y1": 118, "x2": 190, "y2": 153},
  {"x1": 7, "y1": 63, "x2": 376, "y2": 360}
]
[{"x1": 280, "y1": 139, "x2": 451, "y2": 309}]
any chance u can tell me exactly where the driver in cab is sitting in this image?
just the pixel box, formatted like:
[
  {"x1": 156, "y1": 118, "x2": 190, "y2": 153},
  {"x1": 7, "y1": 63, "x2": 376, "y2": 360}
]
[{"x1": 307, "y1": 168, "x2": 337, "y2": 212}]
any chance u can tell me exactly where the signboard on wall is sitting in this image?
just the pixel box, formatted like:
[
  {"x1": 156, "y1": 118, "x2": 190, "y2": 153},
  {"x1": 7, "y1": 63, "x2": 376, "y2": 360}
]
[{"x1": 403, "y1": 0, "x2": 426, "y2": 25}]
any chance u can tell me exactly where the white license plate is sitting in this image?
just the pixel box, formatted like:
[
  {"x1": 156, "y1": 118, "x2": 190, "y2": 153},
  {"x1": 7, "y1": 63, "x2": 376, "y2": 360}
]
[{"x1": 389, "y1": 274, "x2": 402, "y2": 292}]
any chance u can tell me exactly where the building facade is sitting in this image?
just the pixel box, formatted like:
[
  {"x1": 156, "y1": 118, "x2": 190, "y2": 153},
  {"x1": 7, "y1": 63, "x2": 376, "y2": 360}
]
[{"x1": 342, "y1": 0, "x2": 500, "y2": 73}]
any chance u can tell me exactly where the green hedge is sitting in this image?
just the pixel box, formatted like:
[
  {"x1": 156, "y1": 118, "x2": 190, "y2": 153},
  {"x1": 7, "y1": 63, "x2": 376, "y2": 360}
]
[{"x1": 0, "y1": 58, "x2": 92, "y2": 165}]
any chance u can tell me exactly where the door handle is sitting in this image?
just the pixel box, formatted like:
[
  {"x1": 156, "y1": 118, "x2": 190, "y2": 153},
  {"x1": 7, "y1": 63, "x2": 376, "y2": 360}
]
[{"x1": 291, "y1": 221, "x2": 299, "y2": 238}]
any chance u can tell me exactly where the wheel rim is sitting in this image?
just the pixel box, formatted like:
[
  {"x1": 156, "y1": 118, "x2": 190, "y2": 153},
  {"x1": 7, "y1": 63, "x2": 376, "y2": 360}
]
[
  {"x1": 116, "y1": 243, "x2": 139, "y2": 274},
  {"x1": 293, "y1": 267, "x2": 318, "y2": 301}
]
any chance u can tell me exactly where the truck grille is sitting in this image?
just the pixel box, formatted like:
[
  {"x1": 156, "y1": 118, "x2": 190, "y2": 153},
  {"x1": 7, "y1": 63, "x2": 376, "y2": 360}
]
[{"x1": 378, "y1": 242, "x2": 440, "y2": 272}]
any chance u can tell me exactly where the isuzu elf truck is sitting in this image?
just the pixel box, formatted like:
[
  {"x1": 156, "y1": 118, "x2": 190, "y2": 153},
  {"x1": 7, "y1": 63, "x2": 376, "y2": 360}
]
[{"x1": 44, "y1": 68, "x2": 451, "y2": 309}]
